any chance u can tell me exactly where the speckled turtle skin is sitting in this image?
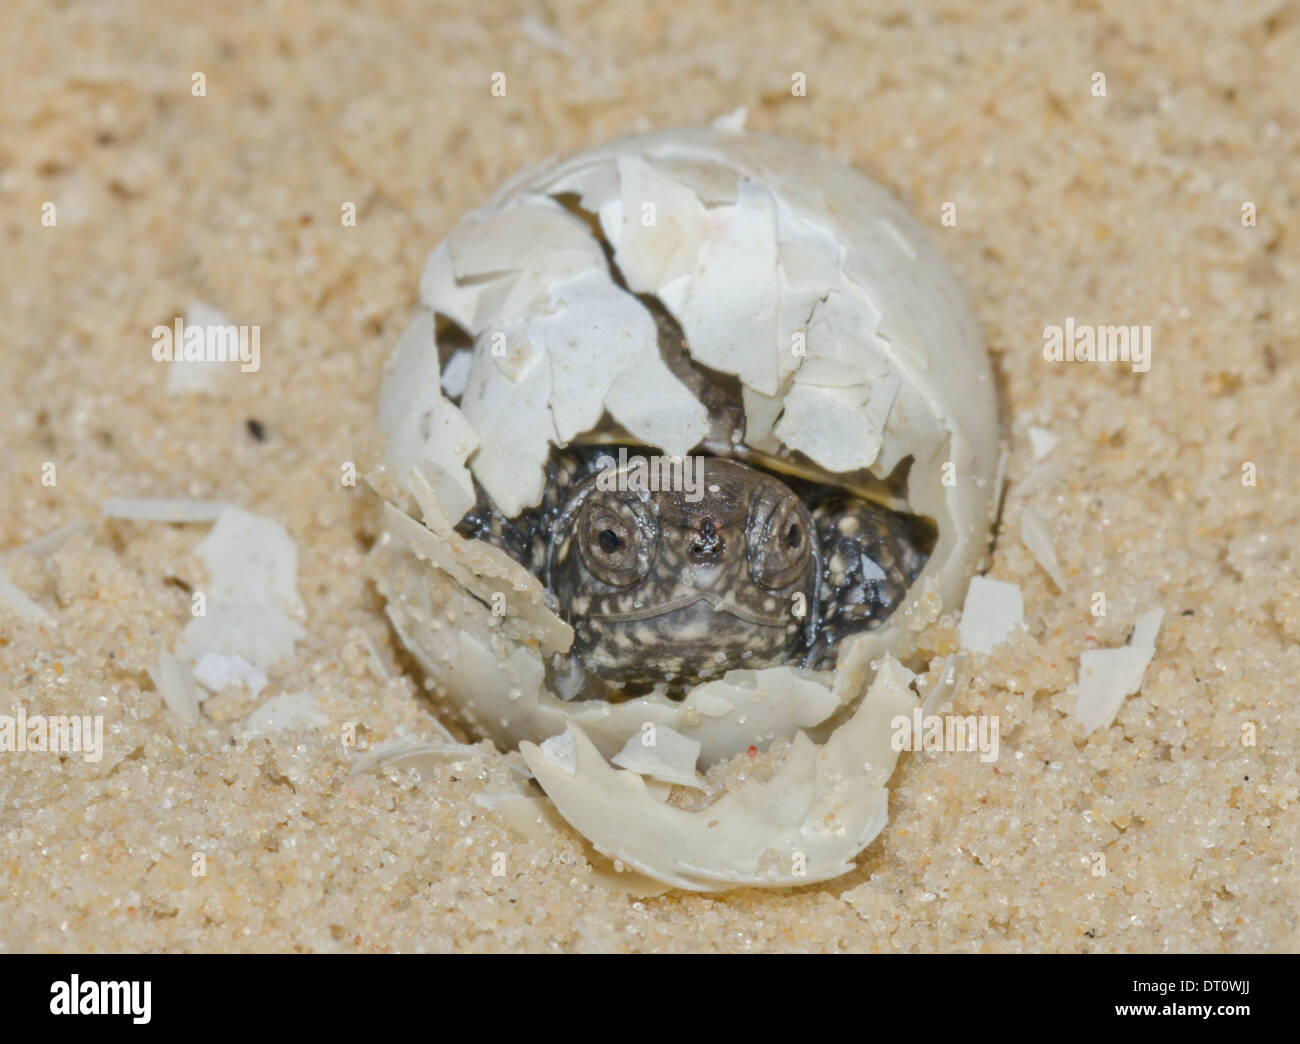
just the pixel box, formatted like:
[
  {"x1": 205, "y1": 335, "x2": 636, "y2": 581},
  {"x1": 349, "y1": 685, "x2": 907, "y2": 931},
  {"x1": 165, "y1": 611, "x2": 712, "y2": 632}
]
[
  {"x1": 456, "y1": 445, "x2": 932, "y2": 698},
  {"x1": 450, "y1": 300, "x2": 935, "y2": 700},
  {"x1": 549, "y1": 454, "x2": 817, "y2": 688}
]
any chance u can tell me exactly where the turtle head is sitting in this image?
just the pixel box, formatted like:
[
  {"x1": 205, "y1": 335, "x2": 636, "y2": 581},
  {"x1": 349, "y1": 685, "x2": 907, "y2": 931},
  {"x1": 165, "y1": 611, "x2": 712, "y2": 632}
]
[{"x1": 547, "y1": 454, "x2": 817, "y2": 690}]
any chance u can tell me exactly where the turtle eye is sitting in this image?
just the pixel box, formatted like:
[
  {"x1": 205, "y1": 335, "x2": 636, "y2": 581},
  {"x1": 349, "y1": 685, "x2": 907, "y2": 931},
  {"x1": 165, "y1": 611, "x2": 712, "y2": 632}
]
[
  {"x1": 577, "y1": 494, "x2": 655, "y2": 587},
  {"x1": 747, "y1": 482, "x2": 813, "y2": 591}
]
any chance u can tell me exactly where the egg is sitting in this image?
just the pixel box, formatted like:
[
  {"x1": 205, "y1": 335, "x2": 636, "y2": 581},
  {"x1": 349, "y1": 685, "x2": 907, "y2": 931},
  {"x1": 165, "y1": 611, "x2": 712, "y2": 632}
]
[{"x1": 366, "y1": 119, "x2": 1001, "y2": 890}]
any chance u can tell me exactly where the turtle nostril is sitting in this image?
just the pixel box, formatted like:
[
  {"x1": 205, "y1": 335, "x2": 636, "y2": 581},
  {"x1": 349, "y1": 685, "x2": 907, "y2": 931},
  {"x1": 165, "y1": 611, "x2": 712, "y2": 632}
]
[{"x1": 689, "y1": 519, "x2": 724, "y2": 559}]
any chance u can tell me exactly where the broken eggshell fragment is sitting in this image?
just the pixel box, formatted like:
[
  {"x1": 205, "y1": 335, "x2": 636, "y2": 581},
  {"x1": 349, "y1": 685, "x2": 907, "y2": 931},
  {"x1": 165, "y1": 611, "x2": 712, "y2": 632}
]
[{"x1": 369, "y1": 123, "x2": 1000, "y2": 889}]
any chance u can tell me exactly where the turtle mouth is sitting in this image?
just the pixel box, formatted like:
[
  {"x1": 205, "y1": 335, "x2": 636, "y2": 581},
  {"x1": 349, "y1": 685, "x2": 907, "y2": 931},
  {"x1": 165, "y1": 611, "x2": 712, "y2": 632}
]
[
  {"x1": 573, "y1": 591, "x2": 802, "y2": 694},
  {"x1": 588, "y1": 591, "x2": 793, "y2": 629}
]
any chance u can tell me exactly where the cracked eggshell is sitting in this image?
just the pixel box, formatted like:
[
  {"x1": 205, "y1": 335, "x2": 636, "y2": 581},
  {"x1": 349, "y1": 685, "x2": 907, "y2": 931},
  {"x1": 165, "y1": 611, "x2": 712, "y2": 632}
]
[
  {"x1": 522, "y1": 656, "x2": 918, "y2": 891},
  {"x1": 375, "y1": 126, "x2": 998, "y2": 751},
  {"x1": 371, "y1": 126, "x2": 1000, "y2": 888}
]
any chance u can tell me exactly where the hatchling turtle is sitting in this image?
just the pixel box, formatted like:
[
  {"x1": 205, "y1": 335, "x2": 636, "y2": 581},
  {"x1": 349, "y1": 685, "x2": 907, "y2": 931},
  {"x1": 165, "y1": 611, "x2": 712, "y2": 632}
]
[{"x1": 450, "y1": 300, "x2": 936, "y2": 702}]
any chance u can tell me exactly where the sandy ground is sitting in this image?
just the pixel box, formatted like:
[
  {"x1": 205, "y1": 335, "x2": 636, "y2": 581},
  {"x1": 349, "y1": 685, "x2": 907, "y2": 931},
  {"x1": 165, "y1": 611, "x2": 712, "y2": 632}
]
[{"x1": 2, "y1": 0, "x2": 1297, "y2": 952}]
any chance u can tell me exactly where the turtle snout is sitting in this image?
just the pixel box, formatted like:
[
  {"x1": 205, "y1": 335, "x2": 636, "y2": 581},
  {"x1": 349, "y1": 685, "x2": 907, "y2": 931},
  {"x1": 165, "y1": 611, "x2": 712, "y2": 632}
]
[{"x1": 688, "y1": 518, "x2": 724, "y2": 560}]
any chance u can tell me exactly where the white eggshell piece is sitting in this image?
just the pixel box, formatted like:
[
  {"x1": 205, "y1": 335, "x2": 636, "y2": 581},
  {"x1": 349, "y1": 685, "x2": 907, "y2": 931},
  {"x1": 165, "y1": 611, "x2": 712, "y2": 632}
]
[
  {"x1": 1075, "y1": 609, "x2": 1164, "y2": 735},
  {"x1": 655, "y1": 180, "x2": 782, "y2": 396},
  {"x1": 921, "y1": 653, "x2": 962, "y2": 716},
  {"x1": 417, "y1": 241, "x2": 480, "y2": 332},
  {"x1": 1020, "y1": 505, "x2": 1066, "y2": 590},
  {"x1": 439, "y1": 348, "x2": 474, "y2": 398},
  {"x1": 1028, "y1": 425, "x2": 1059, "y2": 460},
  {"x1": 147, "y1": 649, "x2": 201, "y2": 726},
  {"x1": 382, "y1": 465, "x2": 573, "y2": 654},
  {"x1": 193, "y1": 651, "x2": 268, "y2": 698},
  {"x1": 165, "y1": 300, "x2": 233, "y2": 395},
  {"x1": 174, "y1": 507, "x2": 306, "y2": 671},
  {"x1": 540, "y1": 731, "x2": 577, "y2": 773},
  {"x1": 529, "y1": 269, "x2": 709, "y2": 454},
  {"x1": 176, "y1": 603, "x2": 306, "y2": 671},
  {"x1": 377, "y1": 311, "x2": 479, "y2": 520},
  {"x1": 237, "y1": 691, "x2": 328, "y2": 740},
  {"x1": 521, "y1": 657, "x2": 918, "y2": 892},
  {"x1": 957, "y1": 576, "x2": 1024, "y2": 655},
  {"x1": 101, "y1": 496, "x2": 230, "y2": 523},
  {"x1": 773, "y1": 375, "x2": 897, "y2": 474},
  {"x1": 611, "y1": 725, "x2": 703, "y2": 787},
  {"x1": 191, "y1": 507, "x2": 302, "y2": 611},
  {"x1": 449, "y1": 198, "x2": 608, "y2": 328},
  {"x1": 606, "y1": 155, "x2": 710, "y2": 293},
  {"x1": 349, "y1": 739, "x2": 516, "y2": 777},
  {"x1": 458, "y1": 326, "x2": 556, "y2": 517},
  {"x1": 447, "y1": 198, "x2": 597, "y2": 276},
  {"x1": 647, "y1": 155, "x2": 740, "y2": 206}
]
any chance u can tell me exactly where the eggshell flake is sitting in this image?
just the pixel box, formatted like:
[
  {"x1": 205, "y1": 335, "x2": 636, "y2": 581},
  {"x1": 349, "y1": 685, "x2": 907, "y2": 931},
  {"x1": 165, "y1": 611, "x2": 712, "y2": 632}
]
[
  {"x1": 193, "y1": 651, "x2": 268, "y2": 698},
  {"x1": 147, "y1": 650, "x2": 201, "y2": 726},
  {"x1": 655, "y1": 179, "x2": 782, "y2": 395},
  {"x1": 1075, "y1": 609, "x2": 1164, "y2": 735},
  {"x1": 174, "y1": 507, "x2": 306, "y2": 671},
  {"x1": 611, "y1": 725, "x2": 703, "y2": 787},
  {"x1": 957, "y1": 576, "x2": 1024, "y2": 655},
  {"x1": 1020, "y1": 505, "x2": 1066, "y2": 590},
  {"x1": 1028, "y1": 425, "x2": 1059, "y2": 460},
  {"x1": 607, "y1": 154, "x2": 710, "y2": 293},
  {"x1": 237, "y1": 692, "x2": 329, "y2": 740},
  {"x1": 458, "y1": 326, "x2": 557, "y2": 516},
  {"x1": 376, "y1": 311, "x2": 479, "y2": 519}
]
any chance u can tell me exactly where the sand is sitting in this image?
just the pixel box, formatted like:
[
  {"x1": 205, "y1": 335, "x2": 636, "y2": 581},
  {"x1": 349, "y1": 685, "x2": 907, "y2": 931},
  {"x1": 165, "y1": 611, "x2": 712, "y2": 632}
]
[{"x1": 1, "y1": 0, "x2": 1297, "y2": 952}]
